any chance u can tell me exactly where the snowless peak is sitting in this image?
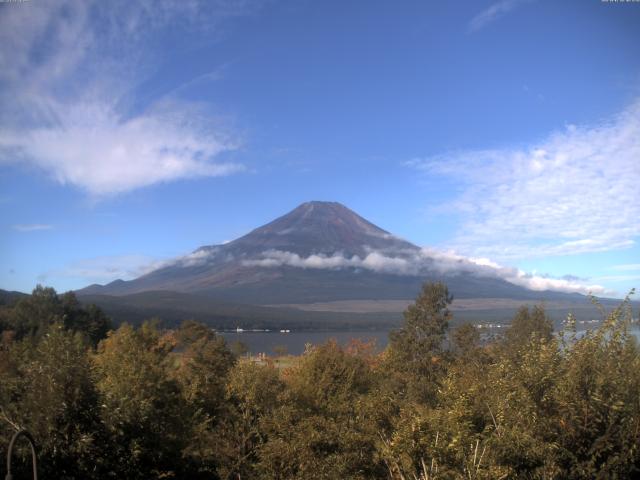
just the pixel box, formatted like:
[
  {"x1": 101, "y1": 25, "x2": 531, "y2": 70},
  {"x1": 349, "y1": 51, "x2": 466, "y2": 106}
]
[{"x1": 227, "y1": 201, "x2": 417, "y2": 258}]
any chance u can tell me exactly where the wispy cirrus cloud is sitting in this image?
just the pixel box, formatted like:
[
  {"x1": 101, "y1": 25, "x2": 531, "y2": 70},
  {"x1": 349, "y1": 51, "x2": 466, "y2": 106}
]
[
  {"x1": 594, "y1": 274, "x2": 640, "y2": 283},
  {"x1": 598, "y1": 264, "x2": 640, "y2": 286},
  {"x1": 12, "y1": 224, "x2": 53, "y2": 232},
  {"x1": 469, "y1": 0, "x2": 534, "y2": 32},
  {"x1": 0, "y1": 0, "x2": 260, "y2": 196},
  {"x1": 49, "y1": 247, "x2": 226, "y2": 286},
  {"x1": 44, "y1": 254, "x2": 168, "y2": 285},
  {"x1": 407, "y1": 99, "x2": 640, "y2": 261},
  {"x1": 0, "y1": 100, "x2": 243, "y2": 196},
  {"x1": 610, "y1": 263, "x2": 640, "y2": 272}
]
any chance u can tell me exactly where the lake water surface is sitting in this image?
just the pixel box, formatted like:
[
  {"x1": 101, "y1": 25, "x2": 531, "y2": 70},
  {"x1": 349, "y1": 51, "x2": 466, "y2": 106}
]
[
  {"x1": 221, "y1": 327, "x2": 640, "y2": 356},
  {"x1": 220, "y1": 330, "x2": 390, "y2": 355}
]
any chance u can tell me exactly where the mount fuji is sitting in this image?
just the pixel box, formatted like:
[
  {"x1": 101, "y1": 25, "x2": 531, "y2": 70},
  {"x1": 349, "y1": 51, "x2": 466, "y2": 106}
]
[{"x1": 77, "y1": 201, "x2": 607, "y2": 328}]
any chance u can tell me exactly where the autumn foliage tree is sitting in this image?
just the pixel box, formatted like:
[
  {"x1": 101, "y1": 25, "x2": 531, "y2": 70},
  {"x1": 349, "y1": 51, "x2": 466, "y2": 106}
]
[{"x1": 1, "y1": 284, "x2": 639, "y2": 479}]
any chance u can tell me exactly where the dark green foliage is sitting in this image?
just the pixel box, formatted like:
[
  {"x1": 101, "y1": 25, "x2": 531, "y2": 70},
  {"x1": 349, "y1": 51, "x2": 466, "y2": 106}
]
[
  {"x1": 60, "y1": 293, "x2": 112, "y2": 346},
  {"x1": 451, "y1": 322, "x2": 481, "y2": 357},
  {"x1": 1, "y1": 285, "x2": 111, "y2": 345},
  {"x1": 504, "y1": 304, "x2": 554, "y2": 348},
  {"x1": 6, "y1": 285, "x2": 62, "y2": 338},
  {"x1": 386, "y1": 281, "x2": 452, "y2": 404}
]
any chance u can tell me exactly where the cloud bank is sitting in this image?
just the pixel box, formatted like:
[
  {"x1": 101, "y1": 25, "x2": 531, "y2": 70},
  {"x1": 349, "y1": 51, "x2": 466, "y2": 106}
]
[
  {"x1": 421, "y1": 248, "x2": 608, "y2": 296},
  {"x1": 244, "y1": 250, "x2": 417, "y2": 275},
  {"x1": 242, "y1": 248, "x2": 608, "y2": 295},
  {"x1": 53, "y1": 244, "x2": 608, "y2": 296},
  {"x1": 0, "y1": 0, "x2": 256, "y2": 196},
  {"x1": 408, "y1": 99, "x2": 640, "y2": 260}
]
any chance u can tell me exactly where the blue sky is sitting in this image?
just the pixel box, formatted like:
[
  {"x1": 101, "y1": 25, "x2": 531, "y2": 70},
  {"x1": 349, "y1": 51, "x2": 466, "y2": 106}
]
[{"x1": 1, "y1": 0, "x2": 639, "y2": 298}]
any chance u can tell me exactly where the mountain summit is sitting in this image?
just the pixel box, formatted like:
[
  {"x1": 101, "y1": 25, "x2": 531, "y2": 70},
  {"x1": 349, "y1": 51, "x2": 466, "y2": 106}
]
[
  {"x1": 221, "y1": 201, "x2": 417, "y2": 258},
  {"x1": 78, "y1": 201, "x2": 577, "y2": 304}
]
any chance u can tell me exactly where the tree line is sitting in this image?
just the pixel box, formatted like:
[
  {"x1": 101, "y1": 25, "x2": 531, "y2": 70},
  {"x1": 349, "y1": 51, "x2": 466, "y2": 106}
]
[{"x1": 0, "y1": 283, "x2": 638, "y2": 479}]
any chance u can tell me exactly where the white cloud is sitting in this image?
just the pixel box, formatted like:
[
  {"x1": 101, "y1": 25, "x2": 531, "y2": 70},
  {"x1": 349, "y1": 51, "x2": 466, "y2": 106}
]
[
  {"x1": 0, "y1": 100, "x2": 242, "y2": 195},
  {"x1": 170, "y1": 247, "x2": 236, "y2": 268},
  {"x1": 243, "y1": 250, "x2": 419, "y2": 275},
  {"x1": 421, "y1": 248, "x2": 609, "y2": 295},
  {"x1": 51, "y1": 244, "x2": 237, "y2": 286},
  {"x1": 506, "y1": 273, "x2": 607, "y2": 295},
  {"x1": 12, "y1": 224, "x2": 53, "y2": 232},
  {"x1": 241, "y1": 248, "x2": 607, "y2": 295},
  {"x1": 468, "y1": 0, "x2": 533, "y2": 32},
  {"x1": 177, "y1": 250, "x2": 215, "y2": 268},
  {"x1": 0, "y1": 0, "x2": 257, "y2": 196},
  {"x1": 408, "y1": 99, "x2": 640, "y2": 260}
]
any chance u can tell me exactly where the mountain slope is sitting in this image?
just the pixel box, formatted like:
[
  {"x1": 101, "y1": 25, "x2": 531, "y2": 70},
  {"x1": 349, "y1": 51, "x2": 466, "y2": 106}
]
[
  {"x1": 77, "y1": 201, "x2": 590, "y2": 305},
  {"x1": 78, "y1": 290, "x2": 402, "y2": 330},
  {"x1": 0, "y1": 288, "x2": 29, "y2": 306}
]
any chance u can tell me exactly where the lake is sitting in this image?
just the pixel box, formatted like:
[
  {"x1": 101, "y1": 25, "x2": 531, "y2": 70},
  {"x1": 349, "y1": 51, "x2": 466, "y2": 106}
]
[
  {"x1": 221, "y1": 326, "x2": 640, "y2": 356},
  {"x1": 220, "y1": 330, "x2": 391, "y2": 355}
]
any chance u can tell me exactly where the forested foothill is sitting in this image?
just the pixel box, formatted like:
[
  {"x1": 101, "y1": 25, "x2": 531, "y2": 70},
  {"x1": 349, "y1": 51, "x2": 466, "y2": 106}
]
[{"x1": 1, "y1": 283, "x2": 638, "y2": 479}]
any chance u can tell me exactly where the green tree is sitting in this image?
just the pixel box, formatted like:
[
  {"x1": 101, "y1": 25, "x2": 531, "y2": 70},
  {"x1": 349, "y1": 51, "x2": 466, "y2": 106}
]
[
  {"x1": 4, "y1": 286, "x2": 111, "y2": 344},
  {"x1": 386, "y1": 281, "x2": 452, "y2": 404},
  {"x1": 7, "y1": 285, "x2": 62, "y2": 338},
  {"x1": 451, "y1": 322, "x2": 481, "y2": 358},
  {"x1": 59, "y1": 292, "x2": 112, "y2": 346},
  {"x1": 503, "y1": 305, "x2": 553, "y2": 353}
]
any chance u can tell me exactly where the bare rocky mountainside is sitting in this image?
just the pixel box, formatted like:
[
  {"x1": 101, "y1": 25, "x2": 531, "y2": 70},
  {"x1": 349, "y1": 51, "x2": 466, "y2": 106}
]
[{"x1": 76, "y1": 201, "x2": 615, "y2": 327}]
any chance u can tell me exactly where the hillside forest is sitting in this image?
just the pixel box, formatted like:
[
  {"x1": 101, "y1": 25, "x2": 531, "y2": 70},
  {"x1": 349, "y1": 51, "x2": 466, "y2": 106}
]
[{"x1": 0, "y1": 283, "x2": 639, "y2": 479}]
